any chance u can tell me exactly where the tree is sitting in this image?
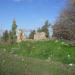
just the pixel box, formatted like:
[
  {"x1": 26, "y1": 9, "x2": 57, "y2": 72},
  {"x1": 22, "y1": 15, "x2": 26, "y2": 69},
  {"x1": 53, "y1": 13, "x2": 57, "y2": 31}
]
[
  {"x1": 42, "y1": 20, "x2": 50, "y2": 38},
  {"x1": 11, "y1": 19, "x2": 17, "y2": 43},
  {"x1": 37, "y1": 28, "x2": 42, "y2": 32},
  {"x1": 53, "y1": 0, "x2": 75, "y2": 40},
  {"x1": 37, "y1": 20, "x2": 50, "y2": 38},
  {"x1": 9, "y1": 31, "x2": 13, "y2": 43},
  {"x1": 29, "y1": 30, "x2": 36, "y2": 39},
  {"x1": 2, "y1": 30, "x2": 9, "y2": 42}
]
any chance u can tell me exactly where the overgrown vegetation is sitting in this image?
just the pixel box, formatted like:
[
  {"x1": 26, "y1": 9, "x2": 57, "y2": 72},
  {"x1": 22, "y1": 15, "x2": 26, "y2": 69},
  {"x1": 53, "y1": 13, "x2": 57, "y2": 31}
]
[
  {"x1": 0, "y1": 40, "x2": 75, "y2": 64},
  {"x1": 0, "y1": 40, "x2": 75, "y2": 75},
  {"x1": 53, "y1": 0, "x2": 75, "y2": 40},
  {"x1": 1, "y1": 19, "x2": 17, "y2": 44},
  {"x1": 29, "y1": 20, "x2": 50, "y2": 39},
  {"x1": 37, "y1": 20, "x2": 50, "y2": 38},
  {"x1": 0, "y1": 0, "x2": 75, "y2": 75}
]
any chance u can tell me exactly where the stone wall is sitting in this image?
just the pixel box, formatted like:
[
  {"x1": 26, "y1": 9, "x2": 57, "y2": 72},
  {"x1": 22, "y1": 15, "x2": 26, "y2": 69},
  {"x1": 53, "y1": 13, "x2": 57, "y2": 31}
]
[
  {"x1": 34, "y1": 32, "x2": 47, "y2": 40},
  {"x1": 16, "y1": 29, "x2": 26, "y2": 42}
]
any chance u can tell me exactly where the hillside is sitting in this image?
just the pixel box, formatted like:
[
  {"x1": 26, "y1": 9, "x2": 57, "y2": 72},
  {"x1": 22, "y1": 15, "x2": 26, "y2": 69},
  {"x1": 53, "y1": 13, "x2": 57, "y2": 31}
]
[
  {"x1": 0, "y1": 40, "x2": 75, "y2": 75},
  {"x1": 0, "y1": 40, "x2": 75, "y2": 64}
]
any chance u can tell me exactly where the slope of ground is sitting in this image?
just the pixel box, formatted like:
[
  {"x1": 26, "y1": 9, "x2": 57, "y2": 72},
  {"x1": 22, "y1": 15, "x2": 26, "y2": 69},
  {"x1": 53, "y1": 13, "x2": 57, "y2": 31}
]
[
  {"x1": 0, "y1": 50, "x2": 75, "y2": 75},
  {"x1": 0, "y1": 40, "x2": 75, "y2": 64}
]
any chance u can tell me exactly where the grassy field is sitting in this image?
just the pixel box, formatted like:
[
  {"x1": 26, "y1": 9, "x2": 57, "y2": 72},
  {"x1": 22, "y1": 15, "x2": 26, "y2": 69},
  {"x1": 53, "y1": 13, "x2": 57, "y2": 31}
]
[{"x1": 0, "y1": 40, "x2": 75, "y2": 75}]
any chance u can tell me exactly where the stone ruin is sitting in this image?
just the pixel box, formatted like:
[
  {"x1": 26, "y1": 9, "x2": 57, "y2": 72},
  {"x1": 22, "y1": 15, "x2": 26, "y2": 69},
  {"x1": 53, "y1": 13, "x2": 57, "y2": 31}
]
[
  {"x1": 34, "y1": 32, "x2": 47, "y2": 40},
  {"x1": 16, "y1": 29, "x2": 47, "y2": 42},
  {"x1": 16, "y1": 29, "x2": 26, "y2": 42}
]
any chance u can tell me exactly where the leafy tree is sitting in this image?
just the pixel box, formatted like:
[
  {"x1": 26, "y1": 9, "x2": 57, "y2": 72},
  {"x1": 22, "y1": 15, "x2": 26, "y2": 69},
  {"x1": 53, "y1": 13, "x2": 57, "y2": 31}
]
[{"x1": 29, "y1": 30, "x2": 36, "y2": 39}]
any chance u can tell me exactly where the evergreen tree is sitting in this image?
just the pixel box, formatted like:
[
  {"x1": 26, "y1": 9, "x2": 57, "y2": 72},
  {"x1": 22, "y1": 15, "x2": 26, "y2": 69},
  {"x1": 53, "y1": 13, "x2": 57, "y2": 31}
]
[
  {"x1": 37, "y1": 20, "x2": 50, "y2": 38},
  {"x1": 37, "y1": 28, "x2": 42, "y2": 32},
  {"x1": 11, "y1": 19, "x2": 17, "y2": 43},
  {"x1": 42, "y1": 20, "x2": 50, "y2": 38},
  {"x1": 29, "y1": 30, "x2": 35, "y2": 39},
  {"x1": 9, "y1": 31, "x2": 13, "y2": 43},
  {"x1": 2, "y1": 30, "x2": 9, "y2": 42}
]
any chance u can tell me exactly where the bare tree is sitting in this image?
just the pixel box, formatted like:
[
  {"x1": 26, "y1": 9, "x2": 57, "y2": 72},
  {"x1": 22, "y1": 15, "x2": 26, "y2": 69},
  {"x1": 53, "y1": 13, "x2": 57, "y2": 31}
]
[{"x1": 53, "y1": 0, "x2": 75, "y2": 40}]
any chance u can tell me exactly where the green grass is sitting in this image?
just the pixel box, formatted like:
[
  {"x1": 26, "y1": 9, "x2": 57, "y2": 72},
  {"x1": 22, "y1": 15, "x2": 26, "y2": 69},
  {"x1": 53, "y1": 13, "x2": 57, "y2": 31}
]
[
  {"x1": 0, "y1": 50, "x2": 75, "y2": 75},
  {"x1": 0, "y1": 40, "x2": 75, "y2": 64},
  {"x1": 0, "y1": 40, "x2": 75, "y2": 75}
]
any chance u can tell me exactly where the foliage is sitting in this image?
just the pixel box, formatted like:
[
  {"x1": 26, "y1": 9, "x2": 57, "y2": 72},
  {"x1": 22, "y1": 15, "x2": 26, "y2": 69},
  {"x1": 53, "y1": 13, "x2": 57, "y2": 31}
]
[
  {"x1": 1, "y1": 49, "x2": 73, "y2": 75},
  {"x1": 0, "y1": 40, "x2": 75, "y2": 75},
  {"x1": 29, "y1": 30, "x2": 36, "y2": 39},
  {"x1": 1, "y1": 20, "x2": 17, "y2": 44},
  {"x1": 53, "y1": 0, "x2": 75, "y2": 40},
  {"x1": 0, "y1": 40, "x2": 75, "y2": 64},
  {"x1": 2, "y1": 30, "x2": 9, "y2": 42},
  {"x1": 37, "y1": 20, "x2": 50, "y2": 38},
  {"x1": 8, "y1": 31, "x2": 14, "y2": 43},
  {"x1": 11, "y1": 19, "x2": 17, "y2": 43}
]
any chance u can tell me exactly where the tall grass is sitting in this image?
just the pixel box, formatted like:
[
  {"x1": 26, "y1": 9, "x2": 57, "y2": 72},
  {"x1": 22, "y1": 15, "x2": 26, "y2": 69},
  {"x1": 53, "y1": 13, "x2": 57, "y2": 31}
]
[{"x1": 0, "y1": 40, "x2": 75, "y2": 75}]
